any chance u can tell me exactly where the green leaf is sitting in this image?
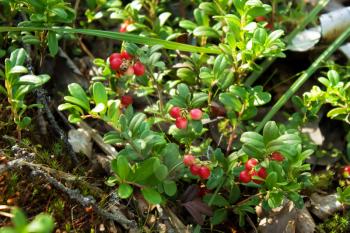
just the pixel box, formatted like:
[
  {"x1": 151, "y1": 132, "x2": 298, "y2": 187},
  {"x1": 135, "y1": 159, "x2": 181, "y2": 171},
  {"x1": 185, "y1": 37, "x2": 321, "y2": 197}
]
[
  {"x1": 9, "y1": 65, "x2": 28, "y2": 74},
  {"x1": 67, "y1": 83, "x2": 90, "y2": 111},
  {"x1": 12, "y1": 208, "x2": 28, "y2": 231},
  {"x1": 117, "y1": 183, "x2": 133, "y2": 199},
  {"x1": 51, "y1": 7, "x2": 68, "y2": 19},
  {"x1": 141, "y1": 187, "x2": 162, "y2": 204},
  {"x1": 154, "y1": 164, "x2": 168, "y2": 181},
  {"x1": 263, "y1": 121, "x2": 279, "y2": 144},
  {"x1": 193, "y1": 26, "x2": 220, "y2": 38},
  {"x1": 134, "y1": 158, "x2": 159, "y2": 182},
  {"x1": 177, "y1": 83, "x2": 190, "y2": 100},
  {"x1": 327, "y1": 107, "x2": 348, "y2": 119},
  {"x1": 210, "y1": 209, "x2": 227, "y2": 225},
  {"x1": 92, "y1": 82, "x2": 108, "y2": 105},
  {"x1": 327, "y1": 70, "x2": 339, "y2": 86},
  {"x1": 177, "y1": 68, "x2": 196, "y2": 85},
  {"x1": 253, "y1": 28, "x2": 267, "y2": 44},
  {"x1": 129, "y1": 113, "x2": 146, "y2": 133},
  {"x1": 191, "y1": 93, "x2": 208, "y2": 108},
  {"x1": 18, "y1": 74, "x2": 50, "y2": 85},
  {"x1": 64, "y1": 96, "x2": 90, "y2": 112},
  {"x1": 163, "y1": 180, "x2": 177, "y2": 196},
  {"x1": 265, "y1": 171, "x2": 277, "y2": 189},
  {"x1": 111, "y1": 156, "x2": 130, "y2": 180},
  {"x1": 204, "y1": 194, "x2": 229, "y2": 207},
  {"x1": 158, "y1": 12, "x2": 171, "y2": 26},
  {"x1": 27, "y1": 214, "x2": 54, "y2": 233},
  {"x1": 179, "y1": 20, "x2": 197, "y2": 30},
  {"x1": 48, "y1": 31, "x2": 58, "y2": 56},
  {"x1": 219, "y1": 93, "x2": 242, "y2": 112},
  {"x1": 267, "y1": 30, "x2": 284, "y2": 44},
  {"x1": 268, "y1": 191, "x2": 284, "y2": 208}
]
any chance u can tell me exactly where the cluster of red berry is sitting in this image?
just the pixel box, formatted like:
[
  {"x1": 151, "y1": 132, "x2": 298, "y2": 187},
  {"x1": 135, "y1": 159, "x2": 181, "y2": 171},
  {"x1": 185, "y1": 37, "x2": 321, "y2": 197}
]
[
  {"x1": 239, "y1": 158, "x2": 267, "y2": 184},
  {"x1": 183, "y1": 154, "x2": 211, "y2": 179},
  {"x1": 169, "y1": 107, "x2": 203, "y2": 129},
  {"x1": 109, "y1": 51, "x2": 145, "y2": 77},
  {"x1": 239, "y1": 152, "x2": 285, "y2": 184}
]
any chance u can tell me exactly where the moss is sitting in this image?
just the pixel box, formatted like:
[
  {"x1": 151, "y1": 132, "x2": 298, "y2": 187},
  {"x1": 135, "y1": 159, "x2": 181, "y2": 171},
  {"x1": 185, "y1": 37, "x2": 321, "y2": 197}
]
[{"x1": 317, "y1": 214, "x2": 350, "y2": 233}]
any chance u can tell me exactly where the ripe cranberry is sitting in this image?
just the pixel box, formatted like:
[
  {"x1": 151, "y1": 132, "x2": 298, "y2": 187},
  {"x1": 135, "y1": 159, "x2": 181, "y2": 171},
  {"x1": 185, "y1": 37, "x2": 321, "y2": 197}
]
[
  {"x1": 198, "y1": 166, "x2": 211, "y2": 179},
  {"x1": 190, "y1": 164, "x2": 200, "y2": 176},
  {"x1": 252, "y1": 167, "x2": 267, "y2": 184},
  {"x1": 175, "y1": 117, "x2": 187, "y2": 129},
  {"x1": 121, "y1": 95, "x2": 133, "y2": 107},
  {"x1": 190, "y1": 109, "x2": 203, "y2": 120},
  {"x1": 133, "y1": 62, "x2": 145, "y2": 76},
  {"x1": 110, "y1": 57, "x2": 123, "y2": 71},
  {"x1": 169, "y1": 107, "x2": 181, "y2": 118},
  {"x1": 183, "y1": 154, "x2": 196, "y2": 167},
  {"x1": 110, "y1": 53, "x2": 122, "y2": 61},
  {"x1": 239, "y1": 170, "x2": 252, "y2": 183},
  {"x1": 271, "y1": 152, "x2": 284, "y2": 161},
  {"x1": 245, "y1": 158, "x2": 258, "y2": 171},
  {"x1": 120, "y1": 51, "x2": 132, "y2": 60},
  {"x1": 343, "y1": 166, "x2": 350, "y2": 178},
  {"x1": 257, "y1": 167, "x2": 267, "y2": 179}
]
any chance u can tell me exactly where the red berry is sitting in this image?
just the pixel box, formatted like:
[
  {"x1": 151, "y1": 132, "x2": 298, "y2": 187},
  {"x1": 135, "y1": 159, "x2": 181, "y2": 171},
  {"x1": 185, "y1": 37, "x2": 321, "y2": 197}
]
[
  {"x1": 239, "y1": 170, "x2": 252, "y2": 183},
  {"x1": 199, "y1": 166, "x2": 211, "y2": 179},
  {"x1": 245, "y1": 158, "x2": 258, "y2": 171},
  {"x1": 121, "y1": 95, "x2": 133, "y2": 107},
  {"x1": 271, "y1": 152, "x2": 284, "y2": 161},
  {"x1": 110, "y1": 57, "x2": 122, "y2": 71},
  {"x1": 119, "y1": 25, "x2": 127, "y2": 33},
  {"x1": 175, "y1": 117, "x2": 187, "y2": 129},
  {"x1": 120, "y1": 51, "x2": 132, "y2": 60},
  {"x1": 110, "y1": 53, "x2": 122, "y2": 61},
  {"x1": 169, "y1": 107, "x2": 181, "y2": 118},
  {"x1": 257, "y1": 167, "x2": 267, "y2": 179},
  {"x1": 343, "y1": 166, "x2": 350, "y2": 178},
  {"x1": 190, "y1": 109, "x2": 203, "y2": 120},
  {"x1": 183, "y1": 154, "x2": 195, "y2": 167},
  {"x1": 133, "y1": 62, "x2": 145, "y2": 76},
  {"x1": 190, "y1": 164, "x2": 200, "y2": 176},
  {"x1": 252, "y1": 167, "x2": 267, "y2": 184}
]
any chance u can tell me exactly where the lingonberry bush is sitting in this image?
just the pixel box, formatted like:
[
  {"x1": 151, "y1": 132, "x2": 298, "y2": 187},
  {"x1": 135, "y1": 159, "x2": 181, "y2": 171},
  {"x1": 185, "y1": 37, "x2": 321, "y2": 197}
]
[{"x1": 1, "y1": 0, "x2": 350, "y2": 231}]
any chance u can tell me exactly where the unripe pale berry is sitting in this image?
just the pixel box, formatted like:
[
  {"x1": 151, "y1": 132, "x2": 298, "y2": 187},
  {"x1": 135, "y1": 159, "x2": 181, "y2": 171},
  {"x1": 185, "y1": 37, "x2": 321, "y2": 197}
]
[
  {"x1": 133, "y1": 62, "x2": 145, "y2": 76},
  {"x1": 175, "y1": 117, "x2": 187, "y2": 129},
  {"x1": 343, "y1": 166, "x2": 350, "y2": 178},
  {"x1": 245, "y1": 158, "x2": 258, "y2": 171},
  {"x1": 169, "y1": 107, "x2": 181, "y2": 118},
  {"x1": 190, "y1": 109, "x2": 203, "y2": 120}
]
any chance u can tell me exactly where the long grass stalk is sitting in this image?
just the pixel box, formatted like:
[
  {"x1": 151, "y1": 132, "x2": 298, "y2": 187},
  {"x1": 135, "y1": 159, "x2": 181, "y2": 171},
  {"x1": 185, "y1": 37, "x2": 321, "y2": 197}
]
[
  {"x1": 0, "y1": 26, "x2": 221, "y2": 54},
  {"x1": 244, "y1": 0, "x2": 330, "y2": 86},
  {"x1": 255, "y1": 26, "x2": 350, "y2": 132}
]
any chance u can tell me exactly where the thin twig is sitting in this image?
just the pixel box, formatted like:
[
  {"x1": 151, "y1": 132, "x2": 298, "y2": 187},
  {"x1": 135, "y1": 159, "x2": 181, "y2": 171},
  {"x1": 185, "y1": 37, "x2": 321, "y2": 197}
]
[{"x1": 36, "y1": 88, "x2": 79, "y2": 165}]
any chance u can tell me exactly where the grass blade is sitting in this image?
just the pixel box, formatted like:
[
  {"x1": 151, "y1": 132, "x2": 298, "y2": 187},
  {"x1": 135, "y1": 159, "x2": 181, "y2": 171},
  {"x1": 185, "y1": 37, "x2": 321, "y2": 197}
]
[
  {"x1": 0, "y1": 26, "x2": 221, "y2": 54},
  {"x1": 255, "y1": 25, "x2": 350, "y2": 132}
]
